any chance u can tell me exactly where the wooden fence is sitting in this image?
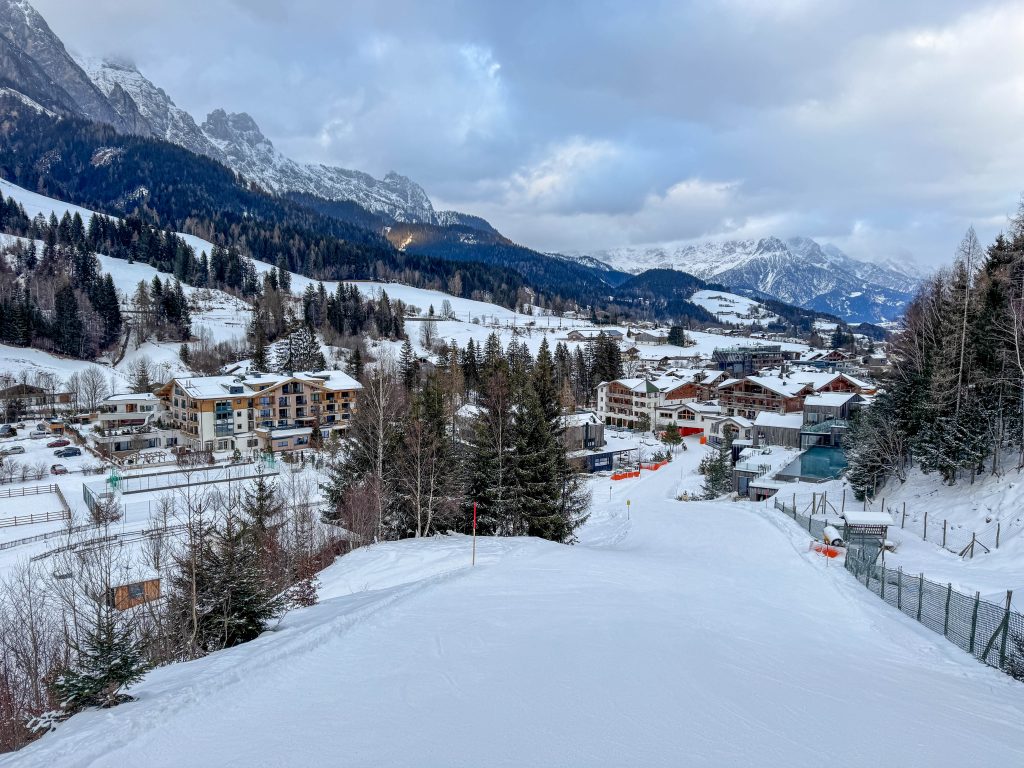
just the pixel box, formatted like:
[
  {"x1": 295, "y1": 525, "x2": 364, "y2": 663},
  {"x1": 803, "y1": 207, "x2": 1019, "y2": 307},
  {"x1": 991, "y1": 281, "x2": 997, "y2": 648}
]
[{"x1": 0, "y1": 509, "x2": 69, "y2": 528}]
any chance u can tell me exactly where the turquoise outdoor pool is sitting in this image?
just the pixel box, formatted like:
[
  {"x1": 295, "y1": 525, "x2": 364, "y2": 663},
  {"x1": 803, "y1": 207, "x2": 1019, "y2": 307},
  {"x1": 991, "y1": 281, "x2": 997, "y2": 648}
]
[{"x1": 778, "y1": 446, "x2": 848, "y2": 481}]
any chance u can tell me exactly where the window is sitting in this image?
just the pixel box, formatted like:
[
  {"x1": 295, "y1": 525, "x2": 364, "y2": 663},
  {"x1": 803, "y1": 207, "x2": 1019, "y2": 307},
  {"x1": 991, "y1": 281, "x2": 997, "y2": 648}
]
[{"x1": 127, "y1": 583, "x2": 145, "y2": 600}]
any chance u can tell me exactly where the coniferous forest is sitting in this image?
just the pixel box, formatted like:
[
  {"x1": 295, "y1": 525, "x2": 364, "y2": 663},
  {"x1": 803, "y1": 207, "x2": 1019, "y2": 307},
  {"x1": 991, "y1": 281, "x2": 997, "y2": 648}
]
[{"x1": 847, "y1": 220, "x2": 1024, "y2": 497}]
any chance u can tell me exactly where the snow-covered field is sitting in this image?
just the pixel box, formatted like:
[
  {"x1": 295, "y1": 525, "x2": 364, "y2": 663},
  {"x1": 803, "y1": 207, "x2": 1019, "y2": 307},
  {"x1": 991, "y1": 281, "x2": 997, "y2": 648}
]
[
  {"x1": 8, "y1": 441, "x2": 1024, "y2": 767},
  {"x1": 690, "y1": 289, "x2": 780, "y2": 326}
]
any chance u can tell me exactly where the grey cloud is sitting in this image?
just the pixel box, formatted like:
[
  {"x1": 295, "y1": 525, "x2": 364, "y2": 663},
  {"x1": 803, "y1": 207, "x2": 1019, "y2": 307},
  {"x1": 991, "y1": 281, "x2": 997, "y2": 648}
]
[{"x1": 32, "y1": 0, "x2": 1024, "y2": 265}]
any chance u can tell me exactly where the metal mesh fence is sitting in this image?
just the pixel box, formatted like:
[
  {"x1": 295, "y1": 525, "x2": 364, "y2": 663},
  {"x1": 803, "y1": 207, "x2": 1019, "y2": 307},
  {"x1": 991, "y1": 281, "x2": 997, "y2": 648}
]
[
  {"x1": 772, "y1": 497, "x2": 842, "y2": 543},
  {"x1": 844, "y1": 545, "x2": 1023, "y2": 678},
  {"x1": 778, "y1": 491, "x2": 1019, "y2": 558}
]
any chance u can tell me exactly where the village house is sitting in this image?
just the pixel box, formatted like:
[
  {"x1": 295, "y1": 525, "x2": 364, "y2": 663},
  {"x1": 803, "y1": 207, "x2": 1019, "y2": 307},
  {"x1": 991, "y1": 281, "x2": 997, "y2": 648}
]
[
  {"x1": 0, "y1": 382, "x2": 74, "y2": 418},
  {"x1": 596, "y1": 378, "x2": 659, "y2": 429},
  {"x1": 800, "y1": 392, "x2": 864, "y2": 448},
  {"x1": 752, "y1": 411, "x2": 804, "y2": 448},
  {"x1": 631, "y1": 329, "x2": 669, "y2": 344},
  {"x1": 93, "y1": 392, "x2": 175, "y2": 455},
  {"x1": 561, "y1": 411, "x2": 606, "y2": 451},
  {"x1": 706, "y1": 415, "x2": 753, "y2": 447},
  {"x1": 565, "y1": 328, "x2": 624, "y2": 343},
  {"x1": 718, "y1": 369, "x2": 870, "y2": 420},
  {"x1": 657, "y1": 400, "x2": 722, "y2": 436}
]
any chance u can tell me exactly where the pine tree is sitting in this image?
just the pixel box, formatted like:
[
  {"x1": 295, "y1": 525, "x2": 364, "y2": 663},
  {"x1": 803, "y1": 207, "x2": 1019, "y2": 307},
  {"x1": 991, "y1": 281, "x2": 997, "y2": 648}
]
[
  {"x1": 347, "y1": 347, "x2": 364, "y2": 379},
  {"x1": 242, "y1": 474, "x2": 287, "y2": 588},
  {"x1": 169, "y1": 510, "x2": 285, "y2": 654},
  {"x1": 53, "y1": 284, "x2": 83, "y2": 356},
  {"x1": 399, "y1": 338, "x2": 418, "y2": 390},
  {"x1": 700, "y1": 431, "x2": 734, "y2": 499},
  {"x1": 465, "y1": 371, "x2": 516, "y2": 535},
  {"x1": 513, "y1": 385, "x2": 565, "y2": 540},
  {"x1": 52, "y1": 604, "x2": 148, "y2": 712},
  {"x1": 251, "y1": 314, "x2": 269, "y2": 371}
]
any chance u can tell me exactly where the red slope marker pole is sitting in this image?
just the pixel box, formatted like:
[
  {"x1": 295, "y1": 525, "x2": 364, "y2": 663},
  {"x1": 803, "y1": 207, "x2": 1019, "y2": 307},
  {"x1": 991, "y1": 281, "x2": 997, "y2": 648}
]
[{"x1": 472, "y1": 501, "x2": 477, "y2": 567}]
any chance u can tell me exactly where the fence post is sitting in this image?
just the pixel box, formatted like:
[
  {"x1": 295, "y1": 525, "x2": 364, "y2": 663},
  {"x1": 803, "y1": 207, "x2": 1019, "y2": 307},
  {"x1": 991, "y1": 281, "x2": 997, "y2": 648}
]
[
  {"x1": 792, "y1": 493, "x2": 796, "y2": 515},
  {"x1": 807, "y1": 514, "x2": 812, "y2": 533},
  {"x1": 812, "y1": 492, "x2": 816, "y2": 515},
  {"x1": 901, "y1": 502, "x2": 906, "y2": 528},
  {"x1": 924, "y1": 511, "x2": 928, "y2": 541},
  {"x1": 841, "y1": 488, "x2": 845, "y2": 515},
  {"x1": 999, "y1": 591, "x2": 1013, "y2": 669},
  {"x1": 897, "y1": 567, "x2": 903, "y2": 610},
  {"x1": 880, "y1": 566, "x2": 886, "y2": 601},
  {"x1": 997, "y1": 522, "x2": 1001, "y2": 550},
  {"x1": 942, "y1": 520, "x2": 947, "y2": 549},
  {"x1": 969, "y1": 591, "x2": 981, "y2": 655},
  {"x1": 916, "y1": 573, "x2": 924, "y2": 622},
  {"x1": 944, "y1": 583, "x2": 952, "y2": 637}
]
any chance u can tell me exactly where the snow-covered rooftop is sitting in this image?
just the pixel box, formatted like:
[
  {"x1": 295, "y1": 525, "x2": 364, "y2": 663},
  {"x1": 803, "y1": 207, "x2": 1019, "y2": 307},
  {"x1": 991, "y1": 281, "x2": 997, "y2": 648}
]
[
  {"x1": 753, "y1": 411, "x2": 804, "y2": 429},
  {"x1": 804, "y1": 392, "x2": 858, "y2": 407},
  {"x1": 104, "y1": 392, "x2": 161, "y2": 402}
]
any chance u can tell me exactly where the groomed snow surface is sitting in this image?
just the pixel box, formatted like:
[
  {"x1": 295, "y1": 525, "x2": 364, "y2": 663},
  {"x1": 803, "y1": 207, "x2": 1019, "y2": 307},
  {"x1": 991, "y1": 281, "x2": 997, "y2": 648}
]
[{"x1": 8, "y1": 452, "x2": 1024, "y2": 767}]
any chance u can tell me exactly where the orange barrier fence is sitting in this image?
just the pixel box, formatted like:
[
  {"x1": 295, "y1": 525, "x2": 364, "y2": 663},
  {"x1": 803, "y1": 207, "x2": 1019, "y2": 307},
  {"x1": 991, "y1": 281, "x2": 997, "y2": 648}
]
[
  {"x1": 611, "y1": 470, "x2": 641, "y2": 481},
  {"x1": 639, "y1": 460, "x2": 670, "y2": 471}
]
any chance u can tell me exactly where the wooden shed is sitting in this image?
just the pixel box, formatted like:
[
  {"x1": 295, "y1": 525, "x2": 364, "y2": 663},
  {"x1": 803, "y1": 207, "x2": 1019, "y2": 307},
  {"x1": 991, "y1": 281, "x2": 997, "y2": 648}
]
[{"x1": 107, "y1": 578, "x2": 161, "y2": 610}]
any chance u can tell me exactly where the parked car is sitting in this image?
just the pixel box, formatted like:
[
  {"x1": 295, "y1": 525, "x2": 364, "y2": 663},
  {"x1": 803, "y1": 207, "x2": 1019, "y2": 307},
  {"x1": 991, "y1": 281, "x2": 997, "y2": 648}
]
[
  {"x1": 29, "y1": 430, "x2": 47, "y2": 439},
  {"x1": 0, "y1": 445, "x2": 25, "y2": 455},
  {"x1": 46, "y1": 438, "x2": 70, "y2": 448},
  {"x1": 0, "y1": 425, "x2": 14, "y2": 438},
  {"x1": 50, "y1": 464, "x2": 68, "y2": 475},
  {"x1": 35, "y1": 423, "x2": 46, "y2": 431},
  {"x1": 13, "y1": 422, "x2": 25, "y2": 429},
  {"x1": 53, "y1": 447, "x2": 82, "y2": 458}
]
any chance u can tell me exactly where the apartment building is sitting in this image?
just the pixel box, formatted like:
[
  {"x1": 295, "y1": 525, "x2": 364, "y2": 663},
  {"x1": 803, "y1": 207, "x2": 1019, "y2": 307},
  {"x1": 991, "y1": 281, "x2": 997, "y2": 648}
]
[
  {"x1": 717, "y1": 370, "x2": 869, "y2": 421},
  {"x1": 716, "y1": 376, "x2": 811, "y2": 419},
  {"x1": 595, "y1": 369, "x2": 726, "y2": 430},
  {"x1": 156, "y1": 370, "x2": 362, "y2": 454}
]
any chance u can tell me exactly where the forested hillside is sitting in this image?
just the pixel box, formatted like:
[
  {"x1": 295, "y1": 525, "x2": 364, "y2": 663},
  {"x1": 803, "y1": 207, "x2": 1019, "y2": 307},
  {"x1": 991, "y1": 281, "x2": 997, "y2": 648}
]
[{"x1": 847, "y1": 224, "x2": 1024, "y2": 495}]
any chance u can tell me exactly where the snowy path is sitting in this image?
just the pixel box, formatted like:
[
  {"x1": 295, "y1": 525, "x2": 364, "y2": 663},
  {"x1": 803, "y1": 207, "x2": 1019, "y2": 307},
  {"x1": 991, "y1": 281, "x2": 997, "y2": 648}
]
[{"x1": 7, "y1": 468, "x2": 1024, "y2": 767}]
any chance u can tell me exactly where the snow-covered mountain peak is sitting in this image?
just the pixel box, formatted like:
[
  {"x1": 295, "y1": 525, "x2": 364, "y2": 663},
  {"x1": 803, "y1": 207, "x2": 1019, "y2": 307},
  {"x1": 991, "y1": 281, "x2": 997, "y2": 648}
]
[
  {"x1": 202, "y1": 109, "x2": 270, "y2": 148},
  {"x1": 0, "y1": 0, "x2": 133, "y2": 130},
  {"x1": 79, "y1": 56, "x2": 222, "y2": 159},
  {"x1": 578, "y1": 235, "x2": 922, "y2": 323}
]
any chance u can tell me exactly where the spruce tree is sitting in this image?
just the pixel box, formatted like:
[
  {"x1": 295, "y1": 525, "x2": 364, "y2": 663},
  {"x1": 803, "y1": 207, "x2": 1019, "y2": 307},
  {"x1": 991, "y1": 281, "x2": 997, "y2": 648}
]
[
  {"x1": 52, "y1": 604, "x2": 148, "y2": 712},
  {"x1": 700, "y1": 431, "x2": 734, "y2": 499},
  {"x1": 399, "y1": 338, "x2": 418, "y2": 390},
  {"x1": 347, "y1": 347, "x2": 364, "y2": 379},
  {"x1": 53, "y1": 284, "x2": 83, "y2": 356}
]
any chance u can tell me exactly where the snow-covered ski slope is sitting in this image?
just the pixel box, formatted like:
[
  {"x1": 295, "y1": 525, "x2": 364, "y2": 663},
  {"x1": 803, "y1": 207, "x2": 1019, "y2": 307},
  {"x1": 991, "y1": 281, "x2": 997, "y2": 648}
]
[
  {"x1": 689, "y1": 288, "x2": 780, "y2": 326},
  {"x1": 10, "y1": 464, "x2": 1024, "y2": 767}
]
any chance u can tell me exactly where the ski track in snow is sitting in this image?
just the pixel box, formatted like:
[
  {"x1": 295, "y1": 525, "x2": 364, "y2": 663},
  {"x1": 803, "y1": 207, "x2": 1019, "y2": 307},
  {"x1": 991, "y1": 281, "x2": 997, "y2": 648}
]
[{"x1": 8, "y1": 448, "x2": 1024, "y2": 767}]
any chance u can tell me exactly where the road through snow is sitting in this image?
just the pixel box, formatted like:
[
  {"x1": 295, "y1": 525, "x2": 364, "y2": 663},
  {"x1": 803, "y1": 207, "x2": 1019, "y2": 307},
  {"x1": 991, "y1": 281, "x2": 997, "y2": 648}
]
[{"x1": 7, "y1": 464, "x2": 1024, "y2": 767}]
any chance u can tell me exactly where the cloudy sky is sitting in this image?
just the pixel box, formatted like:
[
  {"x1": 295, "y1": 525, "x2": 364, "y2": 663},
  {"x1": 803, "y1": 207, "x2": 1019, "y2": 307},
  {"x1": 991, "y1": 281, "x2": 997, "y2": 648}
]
[{"x1": 33, "y1": 0, "x2": 1024, "y2": 266}]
